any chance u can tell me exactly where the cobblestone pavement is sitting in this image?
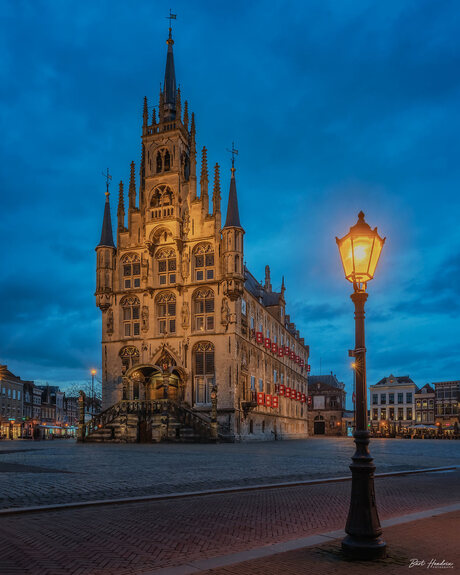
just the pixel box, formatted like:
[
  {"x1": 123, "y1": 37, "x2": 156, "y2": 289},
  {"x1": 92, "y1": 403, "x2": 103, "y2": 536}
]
[
  {"x1": 0, "y1": 438, "x2": 458, "y2": 509},
  {"x1": 0, "y1": 468, "x2": 459, "y2": 574},
  {"x1": 201, "y1": 510, "x2": 460, "y2": 575}
]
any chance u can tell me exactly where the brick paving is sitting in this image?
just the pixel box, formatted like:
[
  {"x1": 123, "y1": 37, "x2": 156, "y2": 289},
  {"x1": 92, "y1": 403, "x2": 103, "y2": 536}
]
[
  {"x1": 201, "y1": 511, "x2": 460, "y2": 575},
  {"x1": 0, "y1": 438, "x2": 459, "y2": 509},
  {"x1": 0, "y1": 468, "x2": 459, "y2": 575}
]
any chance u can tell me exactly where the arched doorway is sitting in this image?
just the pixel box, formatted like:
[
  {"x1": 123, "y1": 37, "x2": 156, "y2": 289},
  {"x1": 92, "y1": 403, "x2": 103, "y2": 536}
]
[{"x1": 314, "y1": 414, "x2": 325, "y2": 435}]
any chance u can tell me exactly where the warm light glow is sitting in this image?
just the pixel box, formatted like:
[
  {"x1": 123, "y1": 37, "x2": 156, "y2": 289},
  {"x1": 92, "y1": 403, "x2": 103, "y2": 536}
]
[
  {"x1": 351, "y1": 362, "x2": 356, "y2": 369},
  {"x1": 336, "y1": 211, "x2": 385, "y2": 287},
  {"x1": 91, "y1": 369, "x2": 97, "y2": 375}
]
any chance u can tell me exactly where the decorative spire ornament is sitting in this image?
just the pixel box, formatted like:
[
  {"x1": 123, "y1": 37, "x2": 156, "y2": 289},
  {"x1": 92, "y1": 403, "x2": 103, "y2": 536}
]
[
  {"x1": 183, "y1": 100, "x2": 189, "y2": 129},
  {"x1": 129, "y1": 161, "x2": 136, "y2": 210},
  {"x1": 143, "y1": 96, "x2": 148, "y2": 128},
  {"x1": 212, "y1": 163, "x2": 221, "y2": 215},
  {"x1": 117, "y1": 181, "x2": 125, "y2": 230}
]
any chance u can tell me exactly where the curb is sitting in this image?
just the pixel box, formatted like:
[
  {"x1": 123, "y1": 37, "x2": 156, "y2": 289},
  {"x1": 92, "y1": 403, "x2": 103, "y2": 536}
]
[{"x1": 0, "y1": 465, "x2": 456, "y2": 516}]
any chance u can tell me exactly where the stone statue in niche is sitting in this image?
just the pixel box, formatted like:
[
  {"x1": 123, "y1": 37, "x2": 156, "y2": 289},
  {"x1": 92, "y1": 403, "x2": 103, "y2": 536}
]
[
  {"x1": 142, "y1": 305, "x2": 149, "y2": 331},
  {"x1": 183, "y1": 211, "x2": 190, "y2": 236},
  {"x1": 181, "y1": 301, "x2": 190, "y2": 327},
  {"x1": 221, "y1": 298, "x2": 230, "y2": 326},
  {"x1": 141, "y1": 253, "x2": 149, "y2": 281},
  {"x1": 181, "y1": 251, "x2": 190, "y2": 279},
  {"x1": 106, "y1": 308, "x2": 114, "y2": 334}
]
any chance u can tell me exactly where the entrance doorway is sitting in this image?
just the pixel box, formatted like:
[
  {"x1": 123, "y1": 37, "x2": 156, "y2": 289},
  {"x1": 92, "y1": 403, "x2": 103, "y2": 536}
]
[{"x1": 314, "y1": 415, "x2": 325, "y2": 435}]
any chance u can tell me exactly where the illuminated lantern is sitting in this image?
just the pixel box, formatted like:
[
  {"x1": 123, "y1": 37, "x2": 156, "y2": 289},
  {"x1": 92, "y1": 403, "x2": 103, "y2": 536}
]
[
  {"x1": 279, "y1": 384, "x2": 285, "y2": 396},
  {"x1": 285, "y1": 387, "x2": 291, "y2": 398},
  {"x1": 300, "y1": 359, "x2": 305, "y2": 367},
  {"x1": 296, "y1": 390, "x2": 301, "y2": 400},
  {"x1": 257, "y1": 392, "x2": 265, "y2": 405},
  {"x1": 272, "y1": 396, "x2": 279, "y2": 408},
  {"x1": 264, "y1": 337, "x2": 271, "y2": 349},
  {"x1": 256, "y1": 332, "x2": 264, "y2": 344},
  {"x1": 307, "y1": 365, "x2": 311, "y2": 373},
  {"x1": 301, "y1": 393, "x2": 306, "y2": 403},
  {"x1": 278, "y1": 347, "x2": 284, "y2": 357},
  {"x1": 307, "y1": 395, "x2": 312, "y2": 407},
  {"x1": 265, "y1": 394, "x2": 272, "y2": 407},
  {"x1": 284, "y1": 345, "x2": 290, "y2": 355},
  {"x1": 271, "y1": 342, "x2": 278, "y2": 354},
  {"x1": 336, "y1": 211, "x2": 385, "y2": 288},
  {"x1": 290, "y1": 351, "x2": 295, "y2": 360}
]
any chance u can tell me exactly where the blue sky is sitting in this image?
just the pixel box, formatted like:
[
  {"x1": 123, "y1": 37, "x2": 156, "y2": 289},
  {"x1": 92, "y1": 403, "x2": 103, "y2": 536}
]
[{"x1": 1, "y1": 0, "x2": 459, "y2": 404}]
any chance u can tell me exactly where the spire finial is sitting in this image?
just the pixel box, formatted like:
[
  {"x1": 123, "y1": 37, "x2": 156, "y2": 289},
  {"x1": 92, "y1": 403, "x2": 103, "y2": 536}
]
[
  {"x1": 166, "y1": 10, "x2": 177, "y2": 44},
  {"x1": 227, "y1": 142, "x2": 238, "y2": 175},
  {"x1": 183, "y1": 100, "x2": 189, "y2": 129},
  {"x1": 213, "y1": 163, "x2": 221, "y2": 215},
  {"x1": 102, "y1": 168, "x2": 112, "y2": 195}
]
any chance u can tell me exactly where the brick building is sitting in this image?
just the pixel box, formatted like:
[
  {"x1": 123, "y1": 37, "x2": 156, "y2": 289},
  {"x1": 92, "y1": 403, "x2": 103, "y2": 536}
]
[
  {"x1": 307, "y1": 374, "x2": 346, "y2": 435},
  {"x1": 89, "y1": 25, "x2": 310, "y2": 442}
]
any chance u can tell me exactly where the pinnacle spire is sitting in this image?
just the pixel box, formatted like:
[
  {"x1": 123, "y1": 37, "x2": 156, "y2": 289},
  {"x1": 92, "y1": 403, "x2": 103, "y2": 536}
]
[
  {"x1": 129, "y1": 161, "x2": 136, "y2": 210},
  {"x1": 224, "y1": 162, "x2": 242, "y2": 229},
  {"x1": 163, "y1": 23, "x2": 176, "y2": 121},
  {"x1": 213, "y1": 163, "x2": 221, "y2": 215},
  {"x1": 117, "y1": 181, "x2": 125, "y2": 231},
  {"x1": 200, "y1": 146, "x2": 208, "y2": 183},
  {"x1": 98, "y1": 192, "x2": 115, "y2": 248},
  {"x1": 183, "y1": 100, "x2": 189, "y2": 129},
  {"x1": 143, "y1": 96, "x2": 148, "y2": 127}
]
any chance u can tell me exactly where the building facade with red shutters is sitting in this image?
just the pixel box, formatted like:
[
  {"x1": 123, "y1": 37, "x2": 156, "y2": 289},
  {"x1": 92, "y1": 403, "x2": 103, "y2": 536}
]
[{"x1": 90, "y1": 25, "x2": 309, "y2": 442}]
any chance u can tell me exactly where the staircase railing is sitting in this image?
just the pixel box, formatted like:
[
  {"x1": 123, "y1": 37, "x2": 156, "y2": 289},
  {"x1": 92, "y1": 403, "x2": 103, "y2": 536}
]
[{"x1": 85, "y1": 398, "x2": 221, "y2": 441}]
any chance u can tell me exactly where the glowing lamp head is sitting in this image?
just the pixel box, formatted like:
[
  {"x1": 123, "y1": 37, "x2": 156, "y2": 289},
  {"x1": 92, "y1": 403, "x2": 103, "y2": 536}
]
[
  {"x1": 336, "y1": 211, "x2": 385, "y2": 289},
  {"x1": 91, "y1": 369, "x2": 97, "y2": 376}
]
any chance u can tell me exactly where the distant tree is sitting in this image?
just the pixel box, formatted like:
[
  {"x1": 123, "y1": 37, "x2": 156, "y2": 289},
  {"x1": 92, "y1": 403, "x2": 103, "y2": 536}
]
[{"x1": 63, "y1": 379, "x2": 102, "y2": 415}]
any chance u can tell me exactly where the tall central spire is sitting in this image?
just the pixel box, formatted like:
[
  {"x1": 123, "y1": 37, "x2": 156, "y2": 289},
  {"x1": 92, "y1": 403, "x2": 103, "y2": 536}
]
[{"x1": 163, "y1": 26, "x2": 177, "y2": 121}]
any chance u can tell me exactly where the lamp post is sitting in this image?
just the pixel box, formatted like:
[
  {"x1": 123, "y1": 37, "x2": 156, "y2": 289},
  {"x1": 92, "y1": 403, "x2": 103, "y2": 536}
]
[
  {"x1": 90, "y1": 369, "x2": 97, "y2": 416},
  {"x1": 336, "y1": 211, "x2": 386, "y2": 560}
]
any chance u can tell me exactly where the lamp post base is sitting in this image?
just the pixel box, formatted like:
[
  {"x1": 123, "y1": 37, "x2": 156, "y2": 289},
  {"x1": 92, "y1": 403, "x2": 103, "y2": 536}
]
[{"x1": 342, "y1": 535, "x2": 387, "y2": 561}]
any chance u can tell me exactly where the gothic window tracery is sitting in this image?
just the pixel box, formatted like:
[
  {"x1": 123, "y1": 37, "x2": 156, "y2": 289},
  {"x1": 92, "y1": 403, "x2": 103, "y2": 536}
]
[
  {"x1": 149, "y1": 185, "x2": 174, "y2": 219},
  {"x1": 193, "y1": 342, "x2": 215, "y2": 405},
  {"x1": 193, "y1": 243, "x2": 214, "y2": 282},
  {"x1": 121, "y1": 254, "x2": 141, "y2": 289},
  {"x1": 156, "y1": 292, "x2": 176, "y2": 335},
  {"x1": 193, "y1": 288, "x2": 215, "y2": 332},
  {"x1": 156, "y1": 248, "x2": 176, "y2": 285},
  {"x1": 155, "y1": 148, "x2": 171, "y2": 174},
  {"x1": 156, "y1": 152, "x2": 162, "y2": 173},
  {"x1": 120, "y1": 296, "x2": 141, "y2": 337},
  {"x1": 119, "y1": 346, "x2": 140, "y2": 372}
]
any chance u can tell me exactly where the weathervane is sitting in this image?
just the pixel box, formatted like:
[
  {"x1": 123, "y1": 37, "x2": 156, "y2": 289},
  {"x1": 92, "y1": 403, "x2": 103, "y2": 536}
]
[
  {"x1": 227, "y1": 142, "x2": 239, "y2": 169},
  {"x1": 166, "y1": 9, "x2": 177, "y2": 30},
  {"x1": 102, "y1": 168, "x2": 112, "y2": 196}
]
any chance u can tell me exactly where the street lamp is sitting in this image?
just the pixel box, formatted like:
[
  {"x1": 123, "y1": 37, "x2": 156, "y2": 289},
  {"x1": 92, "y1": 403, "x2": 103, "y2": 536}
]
[
  {"x1": 90, "y1": 369, "x2": 97, "y2": 416},
  {"x1": 336, "y1": 211, "x2": 386, "y2": 560}
]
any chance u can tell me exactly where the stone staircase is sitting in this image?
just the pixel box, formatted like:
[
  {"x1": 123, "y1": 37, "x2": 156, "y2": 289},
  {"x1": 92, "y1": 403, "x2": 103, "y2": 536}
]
[{"x1": 81, "y1": 399, "x2": 219, "y2": 443}]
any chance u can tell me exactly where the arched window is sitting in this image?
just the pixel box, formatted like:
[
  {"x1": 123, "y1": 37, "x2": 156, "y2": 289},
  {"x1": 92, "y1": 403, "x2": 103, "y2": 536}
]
[
  {"x1": 157, "y1": 292, "x2": 176, "y2": 334},
  {"x1": 121, "y1": 296, "x2": 140, "y2": 337},
  {"x1": 156, "y1": 152, "x2": 162, "y2": 173},
  {"x1": 193, "y1": 289, "x2": 214, "y2": 332},
  {"x1": 164, "y1": 150, "x2": 171, "y2": 171},
  {"x1": 193, "y1": 342, "x2": 215, "y2": 405},
  {"x1": 193, "y1": 243, "x2": 214, "y2": 281},
  {"x1": 235, "y1": 254, "x2": 240, "y2": 273},
  {"x1": 156, "y1": 248, "x2": 176, "y2": 285},
  {"x1": 121, "y1": 254, "x2": 141, "y2": 289}
]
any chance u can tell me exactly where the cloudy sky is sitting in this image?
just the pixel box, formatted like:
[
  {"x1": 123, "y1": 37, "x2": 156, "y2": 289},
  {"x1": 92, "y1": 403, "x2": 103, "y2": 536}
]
[{"x1": 1, "y1": 0, "x2": 459, "y2": 403}]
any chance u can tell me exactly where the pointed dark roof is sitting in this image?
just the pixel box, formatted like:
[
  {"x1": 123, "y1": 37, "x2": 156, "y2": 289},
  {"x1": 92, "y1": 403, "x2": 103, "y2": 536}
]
[
  {"x1": 98, "y1": 193, "x2": 115, "y2": 248},
  {"x1": 224, "y1": 168, "x2": 242, "y2": 228},
  {"x1": 163, "y1": 28, "x2": 176, "y2": 120}
]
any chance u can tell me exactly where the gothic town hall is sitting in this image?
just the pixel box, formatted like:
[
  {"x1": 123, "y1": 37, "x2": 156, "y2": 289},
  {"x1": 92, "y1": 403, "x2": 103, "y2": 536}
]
[{"x1": 88, "y1": 27, "x2": 310, "y2": 442}]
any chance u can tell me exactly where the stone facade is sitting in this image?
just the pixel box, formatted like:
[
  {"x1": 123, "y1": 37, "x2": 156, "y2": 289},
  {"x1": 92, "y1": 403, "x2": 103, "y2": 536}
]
[
  {"x1": 306, "y1": 375, "x2": 346, "y2": 435},
  {"x1": 369, "y1": 375, "x2": 417, "y2": 434},
  {"x1": 94, "y1": 27, "x2": 310, "y2": 441}
]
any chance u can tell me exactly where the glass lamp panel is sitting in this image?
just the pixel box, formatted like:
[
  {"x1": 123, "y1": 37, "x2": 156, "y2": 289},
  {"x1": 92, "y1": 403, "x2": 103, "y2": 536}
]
[
  {"x1": 338, "y1": 236, "x2": 354, "y2": 281},
  {"x1": 368, "y1": 235, "x2": 384, "y2": 279},
  {"x1": 351, "y1": 235, "x2": 374, "y2": 281}
]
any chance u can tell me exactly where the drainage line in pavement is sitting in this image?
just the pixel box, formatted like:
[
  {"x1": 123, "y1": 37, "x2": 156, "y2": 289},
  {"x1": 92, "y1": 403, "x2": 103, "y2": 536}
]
[{"x1": 1, "y1": 465, "x2": 456, "y2": 517}]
